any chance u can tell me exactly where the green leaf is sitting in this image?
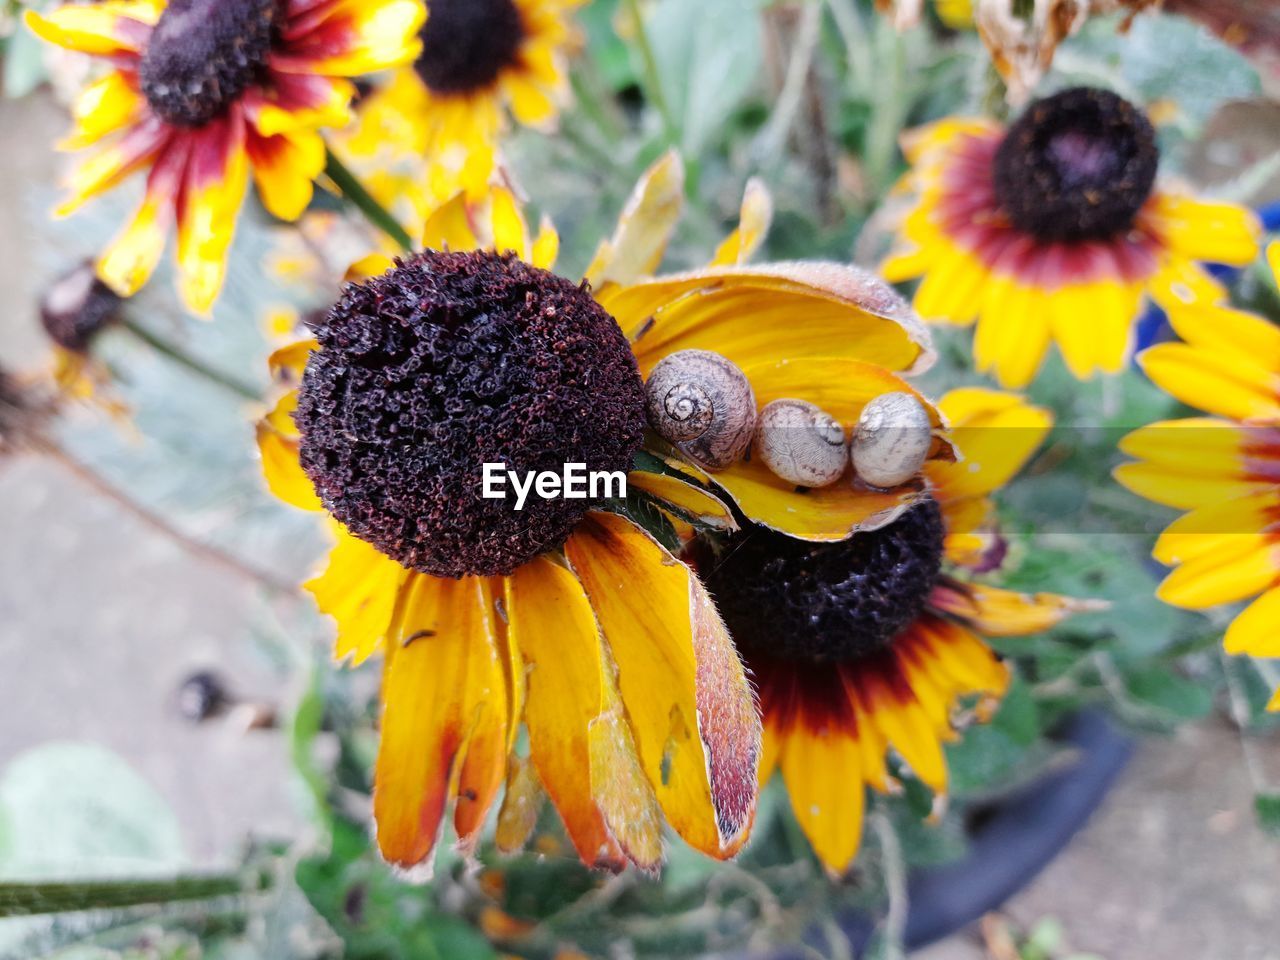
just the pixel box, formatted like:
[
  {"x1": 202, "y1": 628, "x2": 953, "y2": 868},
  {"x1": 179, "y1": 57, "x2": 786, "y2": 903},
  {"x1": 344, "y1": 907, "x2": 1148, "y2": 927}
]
[
  {"x1": 647, "y1": 0, "x2": 767, "y2": 157},
  {"x1": 0, "y1": 743, "x2": 185, "y2": 878},
  {"x1": 1124, "y1": 667, "x2": 1214, "y2": 723},
  {"x1": 1254, "y1": 794, "x2": 1280, "y2": 839}
]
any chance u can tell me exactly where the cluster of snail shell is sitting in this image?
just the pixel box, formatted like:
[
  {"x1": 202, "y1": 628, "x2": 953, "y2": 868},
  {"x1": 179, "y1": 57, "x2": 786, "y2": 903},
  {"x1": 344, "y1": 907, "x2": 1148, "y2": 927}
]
[{"x1": 644, "y1": 349, "x2": 933, "y2": 489}]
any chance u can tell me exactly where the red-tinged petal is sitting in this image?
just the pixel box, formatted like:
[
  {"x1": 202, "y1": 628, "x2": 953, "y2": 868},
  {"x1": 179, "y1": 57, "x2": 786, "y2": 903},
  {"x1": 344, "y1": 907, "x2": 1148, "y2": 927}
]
[
  {"x1": 95, "y1": 133, "x2": 186, "y2": 298},
  {"x1": 246, "y1": 126, "x2": 325, "y2": 222},
  {"x1": 373, "y1": 575, "x2": 507, "y2": 875},
  {"x1": 505, "y1": 556, "x2": 644, "y2": 869},
  {"x1": 175, "y1": 114, "x2": 250, "y2": 313},
  {"x1": 564, "y1": 512, "x2": 761, "y2": 858}
]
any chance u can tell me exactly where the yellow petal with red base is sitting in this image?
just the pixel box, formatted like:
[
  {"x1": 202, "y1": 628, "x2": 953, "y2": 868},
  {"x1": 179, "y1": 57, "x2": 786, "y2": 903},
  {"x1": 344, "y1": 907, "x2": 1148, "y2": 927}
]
[
  {"x1": 564, "y1": 512, "x2": 760, "y2": 858},
  {"x1": 1224, "y1": 588, "x2": 1280, "y2": 657},
  {"x1": 58, "y1": 121, "x2": 168, "y2": 217},
  {"x1": 1113, "y1": 460, "x2": 1271, "y2": 512},
  {"x1": 505, "y1": 557, "x2": 647, "y2": 870},
  {"x1": 247, "y1": 127, "x2": 325, "y2": 222},
  {"x1": 585, "y1": 150, "x2": 685, "y2": 289},
  {"x1": 1118, "y1": 418, "x2": 1250, "y2": 478},
  {"x1": 176, "y1": 118, "x2": 250, "y2": 314},
  {"x1": 24, "y1": 5, "x2": 155, "y2": 57},
  {"x1": 373, "y1": 575, "x2": 507, "y2": 874},
  {"x1": 710, "y1": 178, "x2": 772, "y2": 267},
  {"x1": 1156, "y1": 534, "x2": 1280, "y2": 609},
  {"x1": 96, "y1": 135, "x2": 188, "y2": 297},
  {"x1": 618, "y1": 262, "x2": 933, "y2": 378},
  {"x1": 777, "y1": 719, "x2": 865, "y2": 875},
  {"x1": 278, "y1": 0, "x2": 424, "y2": 76},
  {"x1": 307, "y1": 527, "x2": 410, "y2": 665}
]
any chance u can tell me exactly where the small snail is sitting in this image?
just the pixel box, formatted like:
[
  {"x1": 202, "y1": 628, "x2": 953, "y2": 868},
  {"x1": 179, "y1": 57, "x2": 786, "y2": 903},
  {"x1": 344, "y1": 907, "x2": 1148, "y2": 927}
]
[
  {"x1": 754, "y1": 398, "x2": 847, "y2": 488},
  {"x1": 851, "y1": 391, "x2": 932, "y2": 488},
  {"x1": 645, "y1": 349, "x2": 756, "y2": 471}
]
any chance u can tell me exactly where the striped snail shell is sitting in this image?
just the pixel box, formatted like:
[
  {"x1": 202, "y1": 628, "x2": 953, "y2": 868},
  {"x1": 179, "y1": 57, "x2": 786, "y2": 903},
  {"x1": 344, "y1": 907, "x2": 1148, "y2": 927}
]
[
  {"x1": 645, "y1": 349, "x2": 756, "y2": 471},
  {"x1": 754, "y1": 399, "x2": 848, "y2": 487},
  {"x1": 850, "y1": 391, "x2": 932, "y2": 488}
]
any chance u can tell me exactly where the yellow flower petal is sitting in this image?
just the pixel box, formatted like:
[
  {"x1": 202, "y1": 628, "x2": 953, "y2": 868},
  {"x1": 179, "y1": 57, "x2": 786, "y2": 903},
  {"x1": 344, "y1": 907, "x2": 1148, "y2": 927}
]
[
  {"x1": 930, "y1": 582, "x2": 1102, "y2": 637},
  {"x1": 710, "y1": 178, "x2": 772, "y2": 267},
  {"x1": 777, "y1": 721, "x2": 865, "y2": 875},
  {"x1": 618, "y1": 262, "x2": 934, "y2": 378},
  {"x1": 506, "y1": 556, "x2": 660, "y2": 870},
  {"x1": 59, "y1": 71, "x2": 145, "y2": 150},
  {"x1": 929, "y1": 387, "x2": 1052, "y2": 502},
  {"x1": 627, "y1": 469, "x2": 737, "y2": 531},
  {"x1": 1157, "y1": 535, "x2": 1280, "y2": 609},
  {"x1": 24, "y1": 5, "x2": 154, "y2": 57},
  {"x1": 373, "y1": 575, "x2": 506, "y2": 874},
  {"x1": 1149, "y1": 193, "x2": 1261, "y2": 266},
  {"x1": 564, "y1": 512, "x2": 760, "y2": 858},
  {"x1": 1138, "y1": 343, "x2": 1280, "y2": 422},
  {"x1": 306, "y1": 527, "x2": 410, "y2": 665},
  {"x1": 247, "y1": 128, "x2": 325, "y2": 222},
  {"x1": 584, "y1": 149, "x2": 684, "y2": 290},
  {"x1": 176, "y1": 122, "x2": 250, "y2": 314}
]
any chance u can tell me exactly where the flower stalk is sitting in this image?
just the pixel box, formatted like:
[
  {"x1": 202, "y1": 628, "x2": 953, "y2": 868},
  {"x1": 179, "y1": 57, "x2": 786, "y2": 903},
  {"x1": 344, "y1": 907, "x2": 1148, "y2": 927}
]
[{"x1": 322, "y1": 148, "x2": 415, "y2": 252}]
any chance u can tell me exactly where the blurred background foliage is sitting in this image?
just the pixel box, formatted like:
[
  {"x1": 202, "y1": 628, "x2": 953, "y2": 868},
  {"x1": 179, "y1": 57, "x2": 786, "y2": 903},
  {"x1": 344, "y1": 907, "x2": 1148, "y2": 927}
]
[{"x1": 1, "y1": 0, "x2": 1278, "y2": 957}]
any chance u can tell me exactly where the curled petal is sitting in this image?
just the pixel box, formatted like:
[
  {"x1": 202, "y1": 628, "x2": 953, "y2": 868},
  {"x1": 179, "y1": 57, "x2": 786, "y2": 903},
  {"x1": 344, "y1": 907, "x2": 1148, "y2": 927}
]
[
  {"x1": 616, "y1": 261, "x2": 934, "y2": 378},
  {"x1": 564, "y1": 512, "x2": 761, "y2": 858},
  {"x1": 585, "y1": 149, "x2": 685, "y2": 290}
]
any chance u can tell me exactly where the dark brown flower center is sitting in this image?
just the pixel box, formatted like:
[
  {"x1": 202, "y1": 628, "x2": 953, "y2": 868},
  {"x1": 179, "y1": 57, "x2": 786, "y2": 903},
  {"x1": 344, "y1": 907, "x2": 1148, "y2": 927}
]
[
  {"x1": 40, "y1": 261, "x2": 122, "y2": 354},
  {"x1": 140, "y1": 0, "x2": 279, "y2": 126},
  {"x1": 294, "y1": 250, "x2": 646, "y2": 579},
  {"x1": 701, "y1": 500, "x2": 945, "y2": 664},
  {"x1": 415, "y1": 0, "x2": 526, "y2": 95},
  {"x1": 993, "y1": 87, "x2": 1158, "y2": 243}
]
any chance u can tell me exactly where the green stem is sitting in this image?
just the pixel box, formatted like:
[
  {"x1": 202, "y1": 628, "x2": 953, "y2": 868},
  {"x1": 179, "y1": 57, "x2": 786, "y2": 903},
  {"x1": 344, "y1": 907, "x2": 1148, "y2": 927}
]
[
  {"x1": 117, "y1": 316, "x2": 260, "y2": 402},
  {"x1": 622, "y1": 0, "x2": 678, "y2": 146},
  {"x1": 323, "y1": 148, "x2": 414, "y2": 252},
  {"x1": 0, "y1": 874, "x2": 250, "y2": 917}
]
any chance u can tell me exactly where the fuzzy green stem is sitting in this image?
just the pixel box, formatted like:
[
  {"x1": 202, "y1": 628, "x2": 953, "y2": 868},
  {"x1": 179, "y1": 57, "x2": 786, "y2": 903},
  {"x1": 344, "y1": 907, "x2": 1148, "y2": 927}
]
[
  {"x1": 0, "y1": 874, "x2": 250, "y2": 917},
  {"x1": 117, "y1": 316, "x2": 260, "y2": 402},
  {"x1": 323, "y1": 148, "x2": 414, "y2": 252}
]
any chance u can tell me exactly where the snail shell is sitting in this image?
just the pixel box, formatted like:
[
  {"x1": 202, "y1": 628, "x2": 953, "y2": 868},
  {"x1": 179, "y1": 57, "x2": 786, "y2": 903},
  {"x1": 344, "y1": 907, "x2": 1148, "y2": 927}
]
[
  {"x1": 851, "y1": 391, "x2": 932, "y2": 488},
  {"x1": 754, "y1": 399, "x2": 848, "y2": 487},
  {"x1": 645, "y1": 349, "x2": 756, "y2": 471}
]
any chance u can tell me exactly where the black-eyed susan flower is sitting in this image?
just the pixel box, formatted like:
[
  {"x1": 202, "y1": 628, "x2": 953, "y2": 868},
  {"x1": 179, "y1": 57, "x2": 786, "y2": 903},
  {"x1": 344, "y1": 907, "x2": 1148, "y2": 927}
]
[
  {"x1": 883, "y1": 87, "x2": 1261, "y2": 388},
  {"x1": 1116, "y1": 243, "x2": 1280, "y2": 712},
  {"x1": 336, "y1": 0, "x2": 583, "y2": 209},
  {"x1": 26, "y1": 0, "x2": 425, "y2": 314},
  {"x1": 698, "y1": 388, "x2": 1096, "y2": 874},
  {"x1": 257, "y1": 154, "x2": 965, "y2": 873}
]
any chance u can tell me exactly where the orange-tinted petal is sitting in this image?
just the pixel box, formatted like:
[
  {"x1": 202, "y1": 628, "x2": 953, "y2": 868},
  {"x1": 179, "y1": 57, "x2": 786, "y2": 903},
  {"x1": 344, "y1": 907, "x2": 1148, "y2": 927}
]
[{"x1": 564, "y1": 512, "x2": 760, "y2": 858}]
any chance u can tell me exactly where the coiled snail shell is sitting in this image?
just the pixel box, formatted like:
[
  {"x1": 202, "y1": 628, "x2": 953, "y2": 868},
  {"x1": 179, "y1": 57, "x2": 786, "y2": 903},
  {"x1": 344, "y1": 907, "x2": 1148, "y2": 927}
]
[
  {"x1": 645, "y1": 349, "x2": 756, "y2": 471},
  {"x1": 850, "y1": 391, "x2": 932, "y2": 488},
  {"x1": 754, "y1": 399, "x2": 848, "y2": 487}
]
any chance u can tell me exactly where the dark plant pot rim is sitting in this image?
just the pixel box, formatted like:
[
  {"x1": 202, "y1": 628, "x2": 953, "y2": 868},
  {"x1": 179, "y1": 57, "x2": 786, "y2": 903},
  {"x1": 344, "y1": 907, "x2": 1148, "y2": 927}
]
[{"x1": 767, "y1": 709, "x2": 1134, "y2": 958}]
